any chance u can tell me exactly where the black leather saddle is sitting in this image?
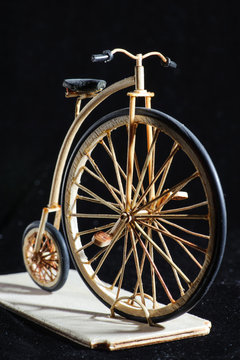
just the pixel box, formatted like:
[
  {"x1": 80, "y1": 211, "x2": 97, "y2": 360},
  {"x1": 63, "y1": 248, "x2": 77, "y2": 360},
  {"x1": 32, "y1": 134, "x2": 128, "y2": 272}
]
[{"x1": 62, "y1": 78, "x2": 106, "y2": 95}]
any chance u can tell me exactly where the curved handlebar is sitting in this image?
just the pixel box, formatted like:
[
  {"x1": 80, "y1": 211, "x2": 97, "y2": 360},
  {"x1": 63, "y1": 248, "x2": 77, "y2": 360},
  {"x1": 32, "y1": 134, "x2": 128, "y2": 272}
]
[{"x1": 91, "y1": 48, "x2": 177, "y2": 68}]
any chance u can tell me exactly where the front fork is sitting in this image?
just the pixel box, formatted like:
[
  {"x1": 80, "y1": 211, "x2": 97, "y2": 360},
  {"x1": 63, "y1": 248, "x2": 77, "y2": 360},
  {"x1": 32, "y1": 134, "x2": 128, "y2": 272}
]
[
  {"x1": 125, "y1": 90, "x2": 155, "y2": 213},
  {"x1": 34, "y1": 205, "x2": 62, "y2": 252}
]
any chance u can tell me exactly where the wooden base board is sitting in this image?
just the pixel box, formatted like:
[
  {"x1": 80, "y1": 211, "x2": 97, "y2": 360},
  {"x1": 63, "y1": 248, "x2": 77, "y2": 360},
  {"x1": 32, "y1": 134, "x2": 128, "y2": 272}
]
[{"x1": 0, "y1": 270, "x2": 211, "y2": 351}]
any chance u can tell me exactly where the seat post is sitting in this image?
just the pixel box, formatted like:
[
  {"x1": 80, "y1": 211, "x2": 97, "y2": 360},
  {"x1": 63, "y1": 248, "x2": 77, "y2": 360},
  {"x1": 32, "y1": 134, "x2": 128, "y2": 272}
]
[{"x1": 75, "y1": 97, "x2": 82, "y2": 117}]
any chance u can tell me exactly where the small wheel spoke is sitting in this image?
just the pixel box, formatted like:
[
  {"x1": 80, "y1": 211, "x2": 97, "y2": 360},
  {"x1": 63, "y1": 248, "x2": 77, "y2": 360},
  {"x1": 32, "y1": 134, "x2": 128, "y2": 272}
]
[
  {"x1": 42, "y1": 259, "x2": 58, "y2": 271},
  {"x1": 41, "y1": 251, "x2": 57, "y2": 258}
]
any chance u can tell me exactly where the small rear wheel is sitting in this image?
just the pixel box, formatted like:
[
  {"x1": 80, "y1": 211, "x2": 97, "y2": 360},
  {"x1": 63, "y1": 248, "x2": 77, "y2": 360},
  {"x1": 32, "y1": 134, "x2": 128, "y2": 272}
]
[{"x1": 22, "y1": 221, "x2": 70, "y2": 291}]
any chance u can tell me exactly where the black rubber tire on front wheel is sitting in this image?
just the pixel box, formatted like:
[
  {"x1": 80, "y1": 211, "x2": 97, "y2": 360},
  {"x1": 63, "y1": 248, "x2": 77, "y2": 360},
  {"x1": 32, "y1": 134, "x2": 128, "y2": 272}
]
[{"x1": 61, "y1": 107, "x2": 226, "y2": 323}]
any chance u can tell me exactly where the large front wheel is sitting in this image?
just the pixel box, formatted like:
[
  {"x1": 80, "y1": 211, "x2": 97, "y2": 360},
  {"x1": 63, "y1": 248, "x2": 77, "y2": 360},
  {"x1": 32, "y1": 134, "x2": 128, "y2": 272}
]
[{"x1": 62, "y1": 108, "x2": 226, "y2": 323}]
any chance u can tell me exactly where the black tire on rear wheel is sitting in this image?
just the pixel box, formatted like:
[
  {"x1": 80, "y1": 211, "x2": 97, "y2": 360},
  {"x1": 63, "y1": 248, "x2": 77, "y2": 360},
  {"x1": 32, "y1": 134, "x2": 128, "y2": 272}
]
[{"x1": 22, "y1": 221, "x2": 70, "y2": 291}]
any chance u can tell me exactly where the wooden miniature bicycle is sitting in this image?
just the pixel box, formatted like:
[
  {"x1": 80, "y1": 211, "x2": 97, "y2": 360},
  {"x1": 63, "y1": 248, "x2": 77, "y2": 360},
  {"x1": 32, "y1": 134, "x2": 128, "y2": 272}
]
[{"x1": 22, "y1": 48, "x2": 226, "y2": 324}]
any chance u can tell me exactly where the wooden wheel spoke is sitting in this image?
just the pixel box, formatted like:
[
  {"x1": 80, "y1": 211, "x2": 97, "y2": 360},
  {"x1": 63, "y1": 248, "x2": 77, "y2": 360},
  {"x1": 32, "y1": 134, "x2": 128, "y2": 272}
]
[
  {"x1": 155, "y1": 142, "x2": 178, "y2": 200},
  {"x1": 43, "y1": 258, "x2": 59, "y2": 265},
  {"x1": 107, "y1": 133, "x2": 125, "y2": 204},
  {"x1": 75, "y1": 182, "x2": 121, "y2": 214},
  {"x1": 85, "y1": 247, "x2": 107, "y2": 265},
  {"x1": 139, "y1": 220, "x2": 206, "y2": 254},
  {"x1": 129, "y1": 228, "x2": 145, "y2": 305},
  {"x1": 41, "y1": 260, "x2": 58, "y2": 272},
  {"x1": 81, "y1": 166, "x2": 123, "y2": 197},
  {"x1": 148, "y1": 214, "x2": 208, "y2": 220},
  {"x1": 110, "y1": 236, "x2": 136, "y2": 289},
  {"x1": 116, "y1": 230, "x2": 129, "y2": 299},
  {"x1": 41, "y1": 251, "x2": 57, "y2": 258},
  {"x1": 40, "y1": 238, "x2": 49, "y2": 253},
  {"x1": 110, "y1": 225, "x2": 149, "y2": 290},
  {"x1": 76, "y1": 222, "x2": 115, "y2": 237},
  {"x1": 156, "y1": 220, "x2": 203, "y2": 269},
  {"x1": 133, "y1": 144, "x2": 180, "y2": 210},
  {"x1": 134, "y1": 151, "x2": 148, "y2": 205},
  {"x1": 76, "y1": 239, "x2": 95, "y2": 253},
  {"x1": 92, "y1": 222, "x2": 125, "y2": 278},
  {"x1": 154, "y1": 227, "x2": 185, "y2": 296},
  {"x1": 135, "y1": 171, "x2": 200, "y2": 213},
  {"x1": 70, "y1": 213, "x2": 119, "y2": 219},
  {"x1": 132, "y1": 129, "x2": 160, "y2": 208},
  {"x1": 43, "y1": 267, "x2": 55, "y2": 281},
  {"x1": 158, "y1": 217, "x2": 210, "y2": 239},
  {"x1": 134, "y1": 222, "x2": 191, "y2": 285},
  {"x1": 101, "y1": 140, "x2": 137, "y2": 194},
  {"x1": 132, "y1": 237, "x2": 149, "y2": 300},
  {"x1": 86, "y1": 154, "x2": 124, "y2": 209},
  {"x1": 132, "y1": 226, "x2": 175, "y2": 303},
  {"x1": 76, "y1": 195, "x2": 120, "y2": 208},
  {"x1": 160, "y1": 201, "x2": 208, "y2": 214}
]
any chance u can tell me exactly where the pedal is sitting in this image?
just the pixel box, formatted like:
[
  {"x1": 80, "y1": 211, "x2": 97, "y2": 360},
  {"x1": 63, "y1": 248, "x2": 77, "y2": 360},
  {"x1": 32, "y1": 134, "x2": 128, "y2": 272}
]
[
  {"x1": 92, "y1": 231, "x2": 112, "y2": 247},
  {"x1": 172, "y1": 191, "x2": 188, "y2": 200},
  {"x1": 156, "y1": 190, "x2": 188, "y2": 209}
]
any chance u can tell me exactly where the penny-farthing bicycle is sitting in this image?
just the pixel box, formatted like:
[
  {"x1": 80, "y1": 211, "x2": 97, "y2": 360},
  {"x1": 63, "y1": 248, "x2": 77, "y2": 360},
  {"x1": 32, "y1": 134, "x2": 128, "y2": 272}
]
[{"x1": 22, "y1": 48, "x2": 226, "y2": 324}]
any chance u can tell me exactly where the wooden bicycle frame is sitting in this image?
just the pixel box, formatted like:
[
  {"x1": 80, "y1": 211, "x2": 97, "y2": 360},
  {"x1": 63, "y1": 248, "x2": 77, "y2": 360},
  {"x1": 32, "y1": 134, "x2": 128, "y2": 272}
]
[{"x1": 34, "y1": 50, "x2": 166, "y2": 253}]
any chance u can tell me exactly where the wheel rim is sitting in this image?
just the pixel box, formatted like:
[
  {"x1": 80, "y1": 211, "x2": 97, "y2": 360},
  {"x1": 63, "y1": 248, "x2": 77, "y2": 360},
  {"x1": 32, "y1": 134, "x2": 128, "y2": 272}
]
[
  {"x1": 64, "y1": 113, "x2": 219, "y2": 320},
  {"x1": 23, "y1": 227, "x2": 62, "y2": 288}
]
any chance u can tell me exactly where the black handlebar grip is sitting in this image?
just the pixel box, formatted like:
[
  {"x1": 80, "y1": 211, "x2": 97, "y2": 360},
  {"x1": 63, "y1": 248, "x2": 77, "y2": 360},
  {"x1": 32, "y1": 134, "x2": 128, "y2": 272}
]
[
  {"x1": 91, "y1": 50, "x2": 114, "y2": 63},
  {"x1": 162, "y1": 57, "x2": 177, "y2": 69}
]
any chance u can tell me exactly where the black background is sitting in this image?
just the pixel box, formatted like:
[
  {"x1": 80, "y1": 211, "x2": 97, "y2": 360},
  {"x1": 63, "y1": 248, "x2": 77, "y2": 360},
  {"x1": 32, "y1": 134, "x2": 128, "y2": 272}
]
[{"x1": 0, "y1": 1, "x2": 239, "y2": 359}]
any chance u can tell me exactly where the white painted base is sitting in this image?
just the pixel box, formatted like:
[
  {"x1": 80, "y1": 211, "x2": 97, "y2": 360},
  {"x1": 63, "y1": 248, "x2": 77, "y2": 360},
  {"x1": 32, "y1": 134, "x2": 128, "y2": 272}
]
[{"x1": 0, "y1": 270, "x2": 211, "y2": 350}]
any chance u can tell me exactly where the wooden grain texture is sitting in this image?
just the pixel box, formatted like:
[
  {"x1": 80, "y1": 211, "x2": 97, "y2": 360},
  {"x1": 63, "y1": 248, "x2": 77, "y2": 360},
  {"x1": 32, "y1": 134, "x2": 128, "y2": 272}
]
[{"x1": 0, "y1": 270, "x2": 211, "y2": 351}]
